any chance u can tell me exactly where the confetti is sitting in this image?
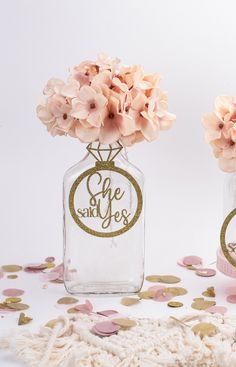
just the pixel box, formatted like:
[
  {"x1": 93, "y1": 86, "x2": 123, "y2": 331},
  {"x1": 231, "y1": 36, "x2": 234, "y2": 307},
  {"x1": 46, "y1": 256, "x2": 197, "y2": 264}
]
[
  {"x1": 2, "y1": 265, "x2": 22, "y2": 272},
  {"x1": 39, "y1": 272, "x2": 60, "y2": 282},
  {"x1": 24, "y1": 263, "x2": 48, "y2": 273},
  {"x1": 226, "y1": 295, "x2": 236, "y2": 304},
  {"x1": 97, "y1": 310, "x2": 118, "y2": 317},
  {"x1": 167, "y1": 301, "x2": 183, "y2": 308},
  {"x1": 2, "y1": 288, "x2": 24, "y2": 297},
  {"x1": 18, "y1": 312, "x2": 32, "y2": 325},
  {"x1": 147, "y1": 285, "x2": 166, "y2": 292},
  {"x1": 6, "y1": 303, "x2": 29, "y2": 311},
  {"x1": 191, "y1": 322, "x2": 217, "y2": 339},
  {"x1": 45, "y1": 256, "x2": 55, "y2": 263},
  {"x1": 206, "y1": 306, "x2": 227, "y2": 315},
  {"x1": 112, "y1": 318, "x2": 137, "y2": 329},
  {"x1": 74, "y1": 300, "x2": 93, "y2": 314},
  {"x1": 92, "y1": 321, "x2": 120, "y2": 336},
  {"x1": 7, "y1": 275, "x2": 18, "y2": 279},
  {"x1": 121, "y1": 297, "x2": 140, "y2": 306},
  {"x1": 138, "y1": 290, "x2": 156, "y2": 299},
  {"x1": 196, "y1": 268, "x2": 216, "y2": 277},
  {"x1": 45, "y1": 319, "x2": 57, "y2": 328},
  {"x1": 145, "y1": 275, "x2": 161, "y2": 282},
  {"x1": 5, "y1": 297, "x2": 22, "y2": 304},
  {"x1": 183, "y1": 256, "x2": 202, "y2": 266},
  {"x1": 145, "y1": 275, "x2": 181, "y2": 284},
  {"x1": 57, "y1": 297, "x2": 78, "y2": 305},
  {"x1": 165, "y1": 287, "x2": 188, "y2": 296},
  {"x1": 191, "y1": 299, "x2": 216, "y2": 310},
  {"x1": 202, "y1": 287, "x2": 215, "y2": 298},
  {"x1": 0, "y1": 272, "x2": 4, "y2": 279},
  {"x1": 153, "y1": 289, "x2": 173, "y2": 302},
  {"x1": 67, "y1": 307, "x2": 78, "y2": 314}
]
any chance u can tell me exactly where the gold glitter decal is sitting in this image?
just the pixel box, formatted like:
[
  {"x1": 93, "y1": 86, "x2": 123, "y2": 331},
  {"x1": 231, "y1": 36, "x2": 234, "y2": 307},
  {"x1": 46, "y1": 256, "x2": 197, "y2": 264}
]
[
  {"x1": 69, "y1": 144, "x2": 143, "y2": 238},
  {"x1": 220, "y1": 208, "x2": 236, "y2": 268}
]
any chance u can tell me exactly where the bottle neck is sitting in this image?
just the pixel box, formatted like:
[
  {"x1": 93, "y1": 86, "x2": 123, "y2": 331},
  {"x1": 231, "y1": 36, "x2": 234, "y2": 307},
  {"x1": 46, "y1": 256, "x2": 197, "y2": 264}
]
[{"x1": 86, "y1": 141, "x2": 124, "y2": 164}]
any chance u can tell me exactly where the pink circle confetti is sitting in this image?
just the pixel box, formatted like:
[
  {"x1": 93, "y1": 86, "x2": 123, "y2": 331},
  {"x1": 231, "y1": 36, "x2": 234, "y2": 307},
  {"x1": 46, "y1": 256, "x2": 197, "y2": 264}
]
[
  {"x1": 183, "y1": 255, "x2": 202, "y2": 266},
  {"x1": 148, "y1": 285, "x2": 166, "y2": 292},
  {"x1": 153, "y1": 289, "x2": 173, "y2": 302},
  {"x1": 94, "y1": 321, "x2": 120, "y2": 334},
  {"x1": 2, "y1": 288, "x2": 24, "y2": 297},
  {"x1": 206, "y1": 306, "x2": 227, "y2": 315},
  {"x1": 177, "y1": 258, "x2": 187, "y2": 267},
  {"x1": 225, "y1": 286, "x2": 236, "y2": 295},
  {"x1": 91, "y1": 326, "x2": 116, "y2": 337},
  {"x1": 97, "y1": 310, "x2": 118, "y2": 317},
  {"x1": 196, "y1": 268, "x2": 216, "y2": 277},
  {"x1": 226, "y1": 295, "x2": 236, "y2": 304}
]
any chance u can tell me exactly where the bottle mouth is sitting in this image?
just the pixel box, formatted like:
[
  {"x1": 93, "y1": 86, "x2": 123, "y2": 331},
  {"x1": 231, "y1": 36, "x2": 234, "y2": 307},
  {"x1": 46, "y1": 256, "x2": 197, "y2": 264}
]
[{"x1": 86, "y1": 141, "x2": 123, "y2": 163}]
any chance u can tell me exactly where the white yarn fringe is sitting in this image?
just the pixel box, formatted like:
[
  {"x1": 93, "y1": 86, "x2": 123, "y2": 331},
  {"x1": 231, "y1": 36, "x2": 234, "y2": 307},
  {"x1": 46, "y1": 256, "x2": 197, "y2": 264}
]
[{"x1": 1, "y1": 313, "x2": 236, "y2": 367}]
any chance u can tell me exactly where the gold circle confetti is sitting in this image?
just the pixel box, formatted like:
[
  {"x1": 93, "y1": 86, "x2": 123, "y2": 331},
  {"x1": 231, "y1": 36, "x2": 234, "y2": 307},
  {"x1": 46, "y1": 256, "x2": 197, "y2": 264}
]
[
  {"x1": 7, "y1": 274, "x2": 18, "y2": 279},
  {"x1": 121, "y1": 297, "x2": 140, "y2": 306},
  {"x1": 112, "y1": 318, "x2": 137, "y2": 329},
  {"x1": 145, "y1": 275, "x2": 162, "y2": 282},
  {"x1": 2, "y1": 265, "x2": 22, "y2": 273},
  {"x1": 165, "y1": 287, "x2": 188, "y2": 296},
  {"x1": 191, "y1": 300, "x2": 216, "y2": 311},
  {"x1": 146, "y1": 275, "x2": 181, "y2": 284},
  {"x1": 45, "y1": 319, "x2": 57, "y2": 328},
  {"x1": 7, "y1": 303, "x2": 29, "y2": 311},
  {"x1": 159, "y1": 275, "x2": 181, "y2": 284},
  {"x1": 57, "y1": 297, "x2": 78, "y2": 305},
  {"x1": 167, "y1": 301, "x2": 183, "y2": 308},
  {"x1": 138, "y1": 290, "x2": 156, "y2": 299},
  {"x1": 5, "y1": 297, "x2": 22, "y2": 304}
]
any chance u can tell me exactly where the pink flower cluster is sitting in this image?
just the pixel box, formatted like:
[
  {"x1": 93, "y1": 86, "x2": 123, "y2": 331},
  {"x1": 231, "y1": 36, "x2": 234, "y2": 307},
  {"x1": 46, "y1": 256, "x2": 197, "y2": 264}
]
[
  {"x1": 203, "y1": 96, "x2": 236, "y2": 172},
  {"x1": 36, "y1": 54, "x2": 175, "y2": 146}
]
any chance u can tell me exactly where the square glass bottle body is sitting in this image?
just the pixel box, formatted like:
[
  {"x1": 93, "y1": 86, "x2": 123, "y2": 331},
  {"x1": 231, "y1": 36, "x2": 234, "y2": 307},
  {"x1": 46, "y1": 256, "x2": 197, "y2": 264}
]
[{"x1": 63, "y1": 142, "x2": 145, "y2": 294}]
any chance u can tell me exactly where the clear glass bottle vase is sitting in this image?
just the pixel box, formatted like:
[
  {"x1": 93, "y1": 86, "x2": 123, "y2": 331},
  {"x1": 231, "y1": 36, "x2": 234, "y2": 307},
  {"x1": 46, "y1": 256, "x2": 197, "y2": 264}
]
[
  {"x1": 63, "y1": 141, "x2": 145, "y2": 294},
  {"x1": 219, "y1": 172, "x2": 236, "y2": 271}
]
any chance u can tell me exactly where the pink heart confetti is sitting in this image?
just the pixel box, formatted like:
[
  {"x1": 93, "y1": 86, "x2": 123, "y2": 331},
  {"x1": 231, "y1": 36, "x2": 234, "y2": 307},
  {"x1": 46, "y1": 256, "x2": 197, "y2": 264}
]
[
  {"x1": 75, "y1": 300, "x2": 93, "y2": 314},
  {"x1": 2, "y1": 288, "x2": 24, "y2": 297},
  {"x1": 226, "y1": 295, "x2": 236, "y2": 304},
  {"x1": 183, "y1": 255, "x2": 202, "y2": 266},
  {"x1": 24, "y1": 263, "x2": 48, "y2": 273},
  {"x1": 206, "y1": 306, "x2": 227, "y2": 315},
  {"x1": 196, "y1": 268, "x2": 216, "y2": 277}
]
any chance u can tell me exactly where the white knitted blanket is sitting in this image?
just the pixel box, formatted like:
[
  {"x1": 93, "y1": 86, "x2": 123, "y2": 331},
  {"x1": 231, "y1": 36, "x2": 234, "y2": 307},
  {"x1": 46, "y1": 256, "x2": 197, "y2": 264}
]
[{"x1": 1, "y1": 313, "x2": 236, "y2": 367}]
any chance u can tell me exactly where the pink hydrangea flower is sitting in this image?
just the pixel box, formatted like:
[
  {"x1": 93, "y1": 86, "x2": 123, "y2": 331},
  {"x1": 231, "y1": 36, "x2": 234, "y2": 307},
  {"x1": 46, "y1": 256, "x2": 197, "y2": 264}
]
[
  {"x1": 203, "y1": 95, "x2": 236, "y2": 172},
  {"x1": 36, "y1": 54, "x2": 175, "y2": 145}
]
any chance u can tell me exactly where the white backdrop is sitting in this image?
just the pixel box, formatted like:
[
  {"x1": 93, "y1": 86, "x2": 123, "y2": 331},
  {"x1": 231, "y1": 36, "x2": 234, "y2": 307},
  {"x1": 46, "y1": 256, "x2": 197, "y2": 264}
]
[
  {"x1": 2, "y1": 2, "x2": 236, "y2": 365},
  {"x1": 1, "y1": 0, "x2": 236, "y2": 276}
]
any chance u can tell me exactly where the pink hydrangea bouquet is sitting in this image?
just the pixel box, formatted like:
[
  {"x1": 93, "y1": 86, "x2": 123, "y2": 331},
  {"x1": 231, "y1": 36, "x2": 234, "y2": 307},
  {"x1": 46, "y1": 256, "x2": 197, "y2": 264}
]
[
  {"x1": 36, "y1": 54, "x2": 175, "y2": 146},
  {"x1": 203, "y1": 96, "x2": 236, "y2": 172}
]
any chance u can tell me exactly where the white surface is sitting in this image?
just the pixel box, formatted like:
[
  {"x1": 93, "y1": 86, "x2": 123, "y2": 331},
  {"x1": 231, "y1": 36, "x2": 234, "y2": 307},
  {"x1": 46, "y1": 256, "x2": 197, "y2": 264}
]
[{"x1": 1, "y1": 0, "x2": 236, "y2": 365}]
